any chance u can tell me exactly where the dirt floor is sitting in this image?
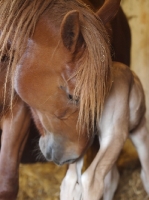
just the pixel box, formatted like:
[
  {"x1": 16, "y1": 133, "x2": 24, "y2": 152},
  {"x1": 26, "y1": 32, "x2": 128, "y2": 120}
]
[{"x1": 17, "y1": 139, "x2": 149, "y2": 200}]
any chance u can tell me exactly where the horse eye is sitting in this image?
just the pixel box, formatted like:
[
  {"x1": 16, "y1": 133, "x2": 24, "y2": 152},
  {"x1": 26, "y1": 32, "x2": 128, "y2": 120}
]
[
  {"x1": 68, "y1": 94, "x2": 79, "y2": 104},
  {"x1": 1, "y1": 54, "x2": 9, "y2": 62},
  {"x1": 68, "y1": 94, "x2": 73, "y2": 101}
]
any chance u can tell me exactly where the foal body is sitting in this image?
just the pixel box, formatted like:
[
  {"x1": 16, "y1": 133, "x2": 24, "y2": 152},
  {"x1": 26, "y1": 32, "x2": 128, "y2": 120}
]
[{"x1": 60, "y1": 62, "x2": 149, "y2": 200}]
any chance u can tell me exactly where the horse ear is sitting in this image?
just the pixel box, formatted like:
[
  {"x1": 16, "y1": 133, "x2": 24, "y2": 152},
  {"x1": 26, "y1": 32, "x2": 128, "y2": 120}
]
[
  {"x1": 61, "y1": 10, "x2": 80, "y2": 53},
  {"x1": 96, "y1": 0, "x2": 121, "y2": 24}
]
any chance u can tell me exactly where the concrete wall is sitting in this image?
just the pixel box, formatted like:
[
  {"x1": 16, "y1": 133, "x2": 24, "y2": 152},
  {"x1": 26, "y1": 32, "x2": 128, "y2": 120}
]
[{"x1": 121, "y1": 0, "x2": 149, "y2": 128}]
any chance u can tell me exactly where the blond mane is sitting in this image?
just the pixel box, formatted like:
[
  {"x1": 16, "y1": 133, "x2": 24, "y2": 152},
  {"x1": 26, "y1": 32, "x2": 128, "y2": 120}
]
[{"x1": 0, "y1": 0, "x2": 112, "y2": 133}]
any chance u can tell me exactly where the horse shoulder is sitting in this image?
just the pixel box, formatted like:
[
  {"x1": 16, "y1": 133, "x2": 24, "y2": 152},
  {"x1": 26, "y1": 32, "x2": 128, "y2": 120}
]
[
  {"x1": 99, "y1": 62, "x2": 133, "y2": 136},
  {"x1": 99, "y1": 62, "x2": 145, "y2": 136}
]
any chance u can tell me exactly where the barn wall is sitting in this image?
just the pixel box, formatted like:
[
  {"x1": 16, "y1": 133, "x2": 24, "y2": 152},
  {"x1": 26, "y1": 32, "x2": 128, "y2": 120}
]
[{"x1": 121, "y1": 0, "x2": 149, "y2": 128}]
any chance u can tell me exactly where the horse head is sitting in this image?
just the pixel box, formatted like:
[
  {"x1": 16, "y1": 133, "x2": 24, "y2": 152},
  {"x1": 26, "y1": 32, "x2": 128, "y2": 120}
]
[{"x1": 12, "y1": 0, "x2": 120, "y2": 165}]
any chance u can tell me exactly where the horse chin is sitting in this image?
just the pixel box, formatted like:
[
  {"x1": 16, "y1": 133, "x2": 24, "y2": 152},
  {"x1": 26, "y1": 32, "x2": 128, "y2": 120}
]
[
  {"x1": 46, "y1": 153, "x2": 79, "y2": 166},
  {"x1": 54, "y1": 158, "x2": 77, "y2": 166}
]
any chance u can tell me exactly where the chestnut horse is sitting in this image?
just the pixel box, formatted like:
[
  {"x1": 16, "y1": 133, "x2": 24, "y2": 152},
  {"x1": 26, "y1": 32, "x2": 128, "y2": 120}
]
[
  {"x1": 21, "y1": 0, "x2": 131, "y2": 164},
  {"x1": 0, "y1": 0, "x2": 149, "y2": 200}
]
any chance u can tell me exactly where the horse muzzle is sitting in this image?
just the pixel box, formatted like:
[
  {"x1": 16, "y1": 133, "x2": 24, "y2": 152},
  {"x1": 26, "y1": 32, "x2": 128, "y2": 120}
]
[{"x1": 39, "y1": 134, "x2": 79, "y2": 165}]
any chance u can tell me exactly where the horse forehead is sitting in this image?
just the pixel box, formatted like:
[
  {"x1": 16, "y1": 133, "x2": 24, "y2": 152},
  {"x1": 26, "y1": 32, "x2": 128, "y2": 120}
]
[
  {"x1": 23, "y1": 16, "x2": 71, "y2": 70},
  {"x1": 32, "y1": 15, "x2": 59, "y2": 47}
]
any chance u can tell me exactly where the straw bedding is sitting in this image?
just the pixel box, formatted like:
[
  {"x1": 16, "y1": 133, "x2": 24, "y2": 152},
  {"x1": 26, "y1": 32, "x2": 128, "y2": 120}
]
[{"x1": 17, "y1": 139, "x2": 149, "y2": 200}]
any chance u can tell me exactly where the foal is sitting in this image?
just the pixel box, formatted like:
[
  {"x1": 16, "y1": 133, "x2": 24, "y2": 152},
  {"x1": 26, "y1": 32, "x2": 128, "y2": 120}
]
[{"x1": 60, "y1": 62, "x2": 149, "y2": 200}]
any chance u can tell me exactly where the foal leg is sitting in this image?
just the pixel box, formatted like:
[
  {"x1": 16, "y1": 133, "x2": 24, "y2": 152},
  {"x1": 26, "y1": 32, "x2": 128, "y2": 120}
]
[
  {"x1": 103, "y1": 164, "x2": 119, "y2": 200},
  {"x1": 60, "y1": 158, "x2": 84, "y2": 200},
  {"x1": 0, "y1": 98, "x2": 31, "y2": 200},
  {"x1": 130, "y1": 117, "x2": 149, "y2": 194},
  {"x1": 79, "y1": 128, "x2": 127, "y2": 200}
]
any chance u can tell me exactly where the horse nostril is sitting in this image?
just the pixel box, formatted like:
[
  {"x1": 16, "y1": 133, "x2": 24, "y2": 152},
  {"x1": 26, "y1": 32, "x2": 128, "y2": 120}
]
[
  {"x1": 45, "y1": 148, "x2": 52, "y2": 161},
  {"x1": 52, "y1": 158, "x2": 76, "y2": 166}
]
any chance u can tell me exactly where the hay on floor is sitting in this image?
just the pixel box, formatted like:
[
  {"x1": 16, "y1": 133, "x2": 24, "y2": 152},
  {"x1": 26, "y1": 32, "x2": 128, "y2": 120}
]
[{"x1": 17, "y1": 139, "x2": 149, "y2": 200}]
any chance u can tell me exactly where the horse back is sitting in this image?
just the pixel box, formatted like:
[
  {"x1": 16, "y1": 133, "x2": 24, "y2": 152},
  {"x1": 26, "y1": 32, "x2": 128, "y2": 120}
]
[{"x1": 111, "y1": 62, "x2": 146, "y2": 132}]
